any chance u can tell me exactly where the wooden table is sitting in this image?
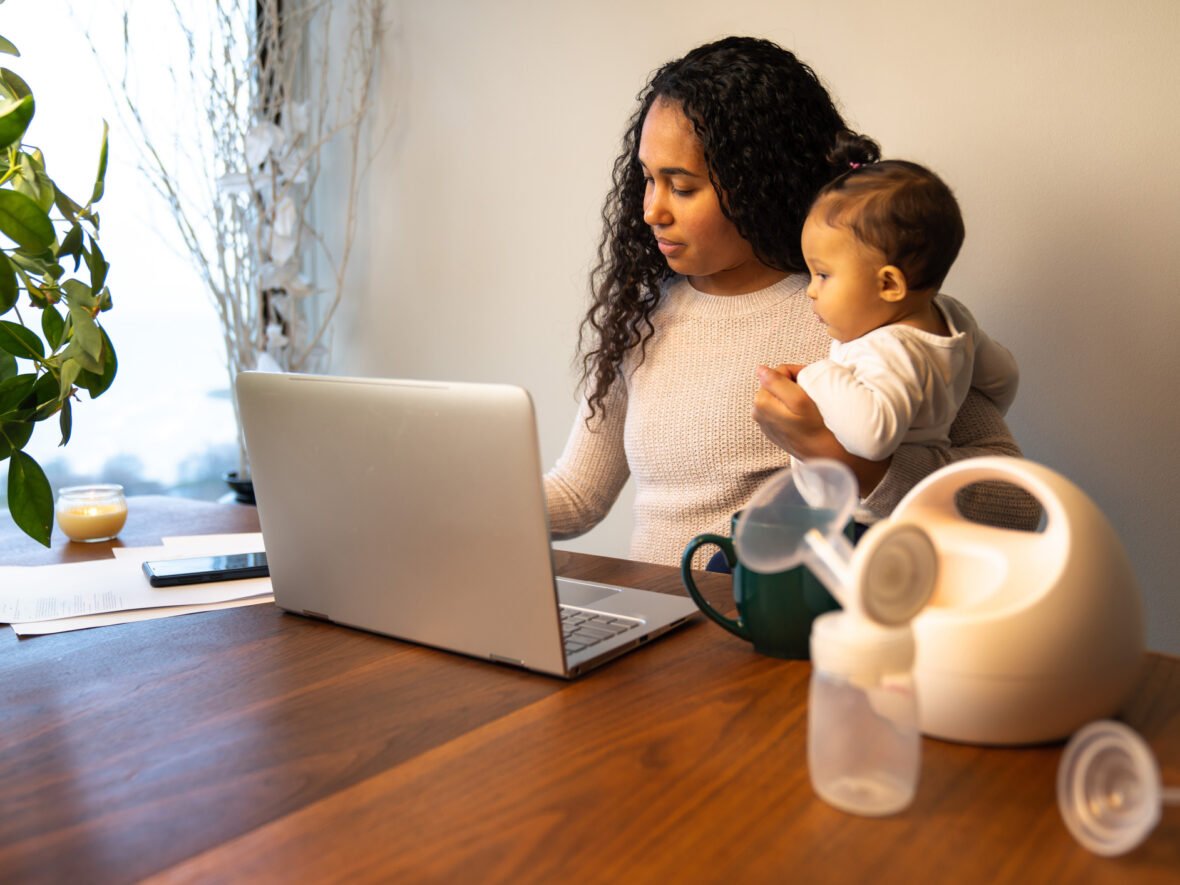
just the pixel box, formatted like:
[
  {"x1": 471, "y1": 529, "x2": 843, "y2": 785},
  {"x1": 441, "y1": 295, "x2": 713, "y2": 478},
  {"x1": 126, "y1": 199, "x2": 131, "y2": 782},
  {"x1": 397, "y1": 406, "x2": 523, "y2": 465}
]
[{"x1": 1, "y1": 497, "x2": 1177, "y2": 883}]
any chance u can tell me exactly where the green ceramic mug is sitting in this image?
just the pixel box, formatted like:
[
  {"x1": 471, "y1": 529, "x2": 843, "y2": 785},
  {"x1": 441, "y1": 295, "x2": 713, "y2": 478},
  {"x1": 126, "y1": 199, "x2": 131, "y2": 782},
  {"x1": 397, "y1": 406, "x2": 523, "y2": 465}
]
[{"x1": 680, "y1": 513, "x2": 843, "y2": 659}]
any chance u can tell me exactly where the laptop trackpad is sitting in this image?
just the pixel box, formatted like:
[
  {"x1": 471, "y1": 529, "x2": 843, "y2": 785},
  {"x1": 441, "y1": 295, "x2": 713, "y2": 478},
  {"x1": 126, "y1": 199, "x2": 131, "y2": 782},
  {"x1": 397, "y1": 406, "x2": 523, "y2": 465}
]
[{"x1": 556, "y1": 577, "x2": 622, "y2": 607}]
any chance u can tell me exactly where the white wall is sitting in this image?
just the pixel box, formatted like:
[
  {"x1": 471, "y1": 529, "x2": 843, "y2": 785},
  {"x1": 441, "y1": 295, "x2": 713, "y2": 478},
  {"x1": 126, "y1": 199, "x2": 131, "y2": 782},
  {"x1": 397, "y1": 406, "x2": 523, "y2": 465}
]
[{"x1": 338, "y1": 0, "x2": 1180, "y2": 653}]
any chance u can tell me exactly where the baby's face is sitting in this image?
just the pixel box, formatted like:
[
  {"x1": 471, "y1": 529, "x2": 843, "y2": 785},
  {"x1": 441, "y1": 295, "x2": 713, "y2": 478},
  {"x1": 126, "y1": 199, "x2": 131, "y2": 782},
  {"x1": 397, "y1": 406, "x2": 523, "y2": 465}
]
[{"x1": 801, "y1": 213, "x2": 897, "y2": 342}]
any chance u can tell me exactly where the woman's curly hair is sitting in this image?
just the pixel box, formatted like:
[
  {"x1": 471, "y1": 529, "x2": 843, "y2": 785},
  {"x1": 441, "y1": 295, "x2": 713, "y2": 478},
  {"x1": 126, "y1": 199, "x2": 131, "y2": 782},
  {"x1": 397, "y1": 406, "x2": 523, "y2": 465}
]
[{"x1": 578, "y1": 36, "x2": 859, "y2": 422}]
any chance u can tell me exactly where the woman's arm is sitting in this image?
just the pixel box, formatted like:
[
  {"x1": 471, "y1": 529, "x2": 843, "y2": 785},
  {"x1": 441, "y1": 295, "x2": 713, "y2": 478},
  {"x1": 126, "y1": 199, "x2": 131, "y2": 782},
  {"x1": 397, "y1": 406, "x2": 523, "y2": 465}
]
[
  {"x1": 544, "y1": 384, "x2": 633, "y2": 540},
  {"x1": 752, "y1": 364, "x2": 1040, "y2": 529}
]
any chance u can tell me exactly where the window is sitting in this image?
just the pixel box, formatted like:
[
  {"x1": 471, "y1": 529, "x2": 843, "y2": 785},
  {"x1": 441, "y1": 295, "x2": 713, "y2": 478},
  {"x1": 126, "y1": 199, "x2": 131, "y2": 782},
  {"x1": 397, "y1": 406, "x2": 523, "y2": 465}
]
[{"x1": 1, "y1": 0, "x2": 238, "y2": 509}]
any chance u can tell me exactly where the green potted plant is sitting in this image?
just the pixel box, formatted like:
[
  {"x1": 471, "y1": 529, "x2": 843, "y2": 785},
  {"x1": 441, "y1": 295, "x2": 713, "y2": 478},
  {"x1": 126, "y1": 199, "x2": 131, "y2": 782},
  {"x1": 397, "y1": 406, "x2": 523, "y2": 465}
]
[{"x1": 0, "y1": 26, "x2": 115, "y2": 546}]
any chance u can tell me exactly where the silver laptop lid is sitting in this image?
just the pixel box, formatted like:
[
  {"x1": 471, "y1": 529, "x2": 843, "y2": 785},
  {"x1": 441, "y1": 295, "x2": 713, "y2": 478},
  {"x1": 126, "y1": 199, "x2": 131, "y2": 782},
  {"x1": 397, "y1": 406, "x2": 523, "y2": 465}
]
[{"x1": 236, "y1": 372, "x2": 568, "y2": 675}]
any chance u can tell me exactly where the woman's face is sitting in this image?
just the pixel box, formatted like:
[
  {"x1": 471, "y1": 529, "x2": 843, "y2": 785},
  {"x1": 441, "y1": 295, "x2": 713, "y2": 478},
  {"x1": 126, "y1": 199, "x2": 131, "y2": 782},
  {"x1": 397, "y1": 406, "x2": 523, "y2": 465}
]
[{"x1": 638, "y1": 98, "x2": 784, "y2": 296}]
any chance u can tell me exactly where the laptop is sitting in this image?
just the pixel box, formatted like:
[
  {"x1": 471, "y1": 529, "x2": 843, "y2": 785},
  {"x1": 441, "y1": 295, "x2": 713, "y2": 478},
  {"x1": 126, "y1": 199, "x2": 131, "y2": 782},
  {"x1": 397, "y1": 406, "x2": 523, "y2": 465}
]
[{"x1": 235, "y1": 371, "x2": 698, "y2": 677}]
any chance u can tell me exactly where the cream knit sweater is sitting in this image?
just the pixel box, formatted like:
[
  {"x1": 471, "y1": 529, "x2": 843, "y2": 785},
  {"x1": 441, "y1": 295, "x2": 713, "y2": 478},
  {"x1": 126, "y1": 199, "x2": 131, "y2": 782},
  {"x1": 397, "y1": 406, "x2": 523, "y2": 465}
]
[{"x1": 544, "y1": 274, "x2": 1028, "y2": 567}]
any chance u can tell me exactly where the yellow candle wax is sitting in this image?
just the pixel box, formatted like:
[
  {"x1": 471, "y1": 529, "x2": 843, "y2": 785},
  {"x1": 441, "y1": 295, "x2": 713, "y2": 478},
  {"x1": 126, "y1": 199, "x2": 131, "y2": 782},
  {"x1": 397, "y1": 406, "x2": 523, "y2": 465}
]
[
  {"x1": 55, "y1": 485, "x2": 129, "y2": 542},
  {"x1": 57, "y1": 503, "x2": 128, "y2": 541}
]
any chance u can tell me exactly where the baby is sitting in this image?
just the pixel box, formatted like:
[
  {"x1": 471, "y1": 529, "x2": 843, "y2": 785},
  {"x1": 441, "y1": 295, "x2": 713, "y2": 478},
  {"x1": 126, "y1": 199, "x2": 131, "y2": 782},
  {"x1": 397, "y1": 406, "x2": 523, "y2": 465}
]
[{"x1": 795, "y1": 138, "x2": 1018, "y2": 465}]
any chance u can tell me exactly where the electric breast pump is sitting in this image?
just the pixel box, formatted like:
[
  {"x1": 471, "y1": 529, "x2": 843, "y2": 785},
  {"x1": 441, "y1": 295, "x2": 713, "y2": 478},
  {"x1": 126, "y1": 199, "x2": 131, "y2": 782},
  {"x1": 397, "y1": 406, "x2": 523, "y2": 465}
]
[{"x1": 736, "y1": 457, "x2": 1145, "y2": 747}]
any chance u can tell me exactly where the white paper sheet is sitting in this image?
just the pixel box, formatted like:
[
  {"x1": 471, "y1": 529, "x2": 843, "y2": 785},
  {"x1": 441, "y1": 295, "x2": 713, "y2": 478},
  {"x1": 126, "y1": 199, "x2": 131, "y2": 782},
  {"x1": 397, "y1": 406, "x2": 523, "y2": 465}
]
[
  {"x1": 2, "y1": 533, "x2": 274, "y2": 634},
  {"x1": 11, "y1": 595, "x2": 271, "y2": 636}
]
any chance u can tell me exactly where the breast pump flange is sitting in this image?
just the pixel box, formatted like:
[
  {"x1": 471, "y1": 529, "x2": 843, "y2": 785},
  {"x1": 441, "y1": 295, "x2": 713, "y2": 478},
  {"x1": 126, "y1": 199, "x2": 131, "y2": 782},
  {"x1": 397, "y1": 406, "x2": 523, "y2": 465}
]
[
  {"x1": 736, "y1": 456, "x2": 1146, "y2": 748},
  {"x1": 733, "y1": 459, "x2": 938, "y2": 629},
  {"x1": 1058, "y1": 719, "x2": 1179, "y2": 857}
]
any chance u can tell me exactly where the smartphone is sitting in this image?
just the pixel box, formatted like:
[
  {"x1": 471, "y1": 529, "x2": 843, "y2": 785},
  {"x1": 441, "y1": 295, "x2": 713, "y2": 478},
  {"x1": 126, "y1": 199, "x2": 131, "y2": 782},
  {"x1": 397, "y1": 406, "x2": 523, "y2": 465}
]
[{"x1": 142, "y1": 552, "x2": 269, "y2": 587}]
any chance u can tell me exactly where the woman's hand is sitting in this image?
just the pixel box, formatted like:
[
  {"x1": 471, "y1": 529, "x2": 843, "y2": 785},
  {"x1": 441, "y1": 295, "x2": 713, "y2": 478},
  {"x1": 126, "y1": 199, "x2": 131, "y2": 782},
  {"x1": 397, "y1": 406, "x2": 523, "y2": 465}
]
[
  {"x1": 752, "y1": 364, "x2": 827, "y2": 457},
  {"x1": 753, "y1": 364, "x2": 891, "y2": 495}
]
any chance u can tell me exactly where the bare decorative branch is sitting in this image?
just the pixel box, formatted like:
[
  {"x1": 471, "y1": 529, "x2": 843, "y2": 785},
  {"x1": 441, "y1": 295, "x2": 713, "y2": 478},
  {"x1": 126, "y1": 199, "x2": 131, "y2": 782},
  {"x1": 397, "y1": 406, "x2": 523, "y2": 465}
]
[{"x1": 88, "y1": 0, "x2": 382, "y2": 475}]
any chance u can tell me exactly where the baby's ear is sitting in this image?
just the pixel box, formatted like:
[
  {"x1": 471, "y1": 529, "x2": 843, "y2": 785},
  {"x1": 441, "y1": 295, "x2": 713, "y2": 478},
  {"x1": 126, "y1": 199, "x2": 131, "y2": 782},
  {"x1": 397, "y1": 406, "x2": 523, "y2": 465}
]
[{"x1": 878, "y1": 265, "x2": 908, "y2": 303}]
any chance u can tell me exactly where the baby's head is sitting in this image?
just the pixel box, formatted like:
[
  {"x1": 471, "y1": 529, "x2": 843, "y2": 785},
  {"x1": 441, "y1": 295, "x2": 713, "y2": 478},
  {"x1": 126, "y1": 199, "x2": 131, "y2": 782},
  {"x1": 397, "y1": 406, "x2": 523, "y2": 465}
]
[
  {"x1": 812, "y1": 140, "x2": 965, "y2": 294},
  {"x1": 801, "y1": 138, "x2": 965, "y2": 341}
]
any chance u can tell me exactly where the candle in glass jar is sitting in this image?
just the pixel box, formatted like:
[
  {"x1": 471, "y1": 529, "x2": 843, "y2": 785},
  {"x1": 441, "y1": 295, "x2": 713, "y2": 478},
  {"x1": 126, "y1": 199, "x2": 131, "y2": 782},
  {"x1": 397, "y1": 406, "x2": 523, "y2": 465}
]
[{"x1": 55, "y1": 485, "x2": 128, "y2": 542}]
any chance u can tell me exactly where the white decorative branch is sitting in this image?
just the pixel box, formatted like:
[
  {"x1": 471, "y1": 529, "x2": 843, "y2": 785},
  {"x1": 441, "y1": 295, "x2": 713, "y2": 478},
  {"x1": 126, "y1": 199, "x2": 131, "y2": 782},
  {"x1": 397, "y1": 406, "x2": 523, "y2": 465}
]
[{"x1": 83, "y1": 0, "x2": 383, "y2": 476}]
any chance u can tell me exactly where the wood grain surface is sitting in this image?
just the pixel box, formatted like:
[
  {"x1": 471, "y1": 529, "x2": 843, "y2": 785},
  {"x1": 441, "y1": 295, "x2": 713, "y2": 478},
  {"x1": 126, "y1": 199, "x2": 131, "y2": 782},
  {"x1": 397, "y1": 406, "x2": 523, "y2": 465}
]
[{"x1": 1, "y1": 498, "x2": 1177, "y2": 884}]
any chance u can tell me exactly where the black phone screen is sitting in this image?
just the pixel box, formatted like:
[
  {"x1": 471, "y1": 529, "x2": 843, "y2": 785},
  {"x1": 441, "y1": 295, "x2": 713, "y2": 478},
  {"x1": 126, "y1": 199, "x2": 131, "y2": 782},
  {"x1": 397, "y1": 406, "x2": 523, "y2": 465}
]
[{"x1": 142, "y1": 552, "x2": 269, "y2": 587}]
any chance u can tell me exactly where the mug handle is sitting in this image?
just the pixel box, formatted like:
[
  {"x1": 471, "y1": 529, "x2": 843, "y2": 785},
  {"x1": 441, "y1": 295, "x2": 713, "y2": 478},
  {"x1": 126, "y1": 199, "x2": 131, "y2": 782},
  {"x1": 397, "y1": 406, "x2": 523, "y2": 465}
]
[{"x1": 681, "y1": 533, "x2": 749, "y2": 641}]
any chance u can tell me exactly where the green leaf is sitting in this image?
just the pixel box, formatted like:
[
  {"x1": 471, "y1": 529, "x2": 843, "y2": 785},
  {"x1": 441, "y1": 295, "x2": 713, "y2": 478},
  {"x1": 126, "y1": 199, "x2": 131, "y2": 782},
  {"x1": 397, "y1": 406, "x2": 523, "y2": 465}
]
[
  {"x1": 0, "y1": 419, "x2": 33, "y2": 459},
  {"x1": 13, "y1": 154, "x2": 52, "y2": 211},
  {"x1": 32, "y1": 367, "x2": 57, "y2": 400},
  {"x1": 59, "y1": 223, "x2": 83, "y2": 270},
  {"x1": 7, "y1": 249, "x2": 48, "y2": 274},
  {"x1": 0, "y1": 371, "x2": 35, "y2": 414},
  {"x1": 41, "y1": 302, "x2": 64, "y2": 350},
  {"x1": 0, "y1": 93, "x2": 33, "y2": 148},
  {"x1": 89, "y1": 121, "x2": 109, "y2": 205},
  {"x1": 14, "y1": 155, "x2": 55, "y2": 213},
  {"x1": 0, "y1": 319, "x2": 43, "y2": 359},
  {"x1": 60, "y1": 338, "x2": 101, "y2": 373},
  {"x1": 31, "y1": 370, "x2": 60, "y2": 420},
  {"x1": 53, "y1": 187, "x2": 83, "y2": 225},
  {"x1": 0, "y1": 67, "x2": 31, "y2": 99},
  {"x1": 85, "y1": 237, "x2": 108, "y2": 292},
  {"x1": 0, "y1": 188, "x2": 54, "y2": 251},
  {"x1": 62, "y1": 278, "x2": 97, "y2": 309},
  {"x1": 67, "y1": 303, "x2": 103, "y2": 361},
  {"x1": 7, "y1": 449, "x2": 53, "y2": 546},
  {"x1": 58, "y1": 395, "x2": 71, "y2": 445},
  {"x1": 0, "y1": 252, "x2": 16, "y2": 314},
  {"x1": 75, "y1": 326, "x2": 116, "y2": 397},
  {"x1": 23, "y1": 278, "x2": 50, "y2": 308},
  {"x1": 15, "y1": 154, "x2": 34, "y2": 186},
  {"x1": 0, "y1": 36, "x2": 19, "y2": 58},
  {"x1": 0, "y1": 351, "x2": 14, "y2": 380},
  {"x1": 58, "y1": 356, "x2": 79, "y2": 400}
]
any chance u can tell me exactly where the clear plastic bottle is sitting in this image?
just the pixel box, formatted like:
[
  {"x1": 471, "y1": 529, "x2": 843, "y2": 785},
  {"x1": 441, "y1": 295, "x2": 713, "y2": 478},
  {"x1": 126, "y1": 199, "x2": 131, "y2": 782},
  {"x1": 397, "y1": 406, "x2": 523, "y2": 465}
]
[{"x1": 808, "y1": 610, "x2": 920, "y2": 816}]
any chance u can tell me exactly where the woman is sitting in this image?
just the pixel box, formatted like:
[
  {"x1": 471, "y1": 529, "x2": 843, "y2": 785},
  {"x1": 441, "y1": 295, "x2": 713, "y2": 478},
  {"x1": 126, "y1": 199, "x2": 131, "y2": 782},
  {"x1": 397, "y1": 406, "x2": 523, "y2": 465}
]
[{"x1": 544, "y1": 36, "x2": 1028, "y2": 567}]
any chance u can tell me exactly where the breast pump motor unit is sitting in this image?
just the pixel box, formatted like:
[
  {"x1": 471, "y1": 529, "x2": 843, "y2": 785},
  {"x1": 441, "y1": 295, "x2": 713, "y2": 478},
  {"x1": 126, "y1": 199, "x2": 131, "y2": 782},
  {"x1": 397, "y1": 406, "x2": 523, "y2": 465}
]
[{"x1": 735, "y1": 457, "x2": 1145, "y2": 788}]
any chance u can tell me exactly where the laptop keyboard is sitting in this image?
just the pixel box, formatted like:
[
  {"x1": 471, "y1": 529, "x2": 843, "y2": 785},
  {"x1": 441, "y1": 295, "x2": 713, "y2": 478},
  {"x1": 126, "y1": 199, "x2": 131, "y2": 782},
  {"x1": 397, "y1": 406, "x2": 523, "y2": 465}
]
[{"x1": 561, "y1": 606, "x2": 642, "y2": 656}]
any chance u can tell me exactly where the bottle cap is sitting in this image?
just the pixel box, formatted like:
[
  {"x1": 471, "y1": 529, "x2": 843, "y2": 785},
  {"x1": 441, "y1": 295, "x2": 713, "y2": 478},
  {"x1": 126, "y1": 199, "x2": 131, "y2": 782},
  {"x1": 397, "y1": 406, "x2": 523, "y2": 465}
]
[{"x1": 810, "y1": 611, "x2": 915, "y2": 683}]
